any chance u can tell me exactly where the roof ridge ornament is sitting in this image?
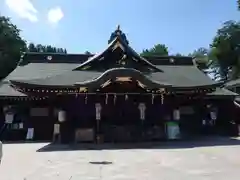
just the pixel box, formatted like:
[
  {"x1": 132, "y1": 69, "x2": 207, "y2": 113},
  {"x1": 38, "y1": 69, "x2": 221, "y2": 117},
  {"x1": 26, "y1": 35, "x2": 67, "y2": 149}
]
[
  {"x1": 108, "y1": 25, "x2": 129, "y2": 45},
  {"x1": 117, "y1": 24, "x2": 120, "y2": 31}
]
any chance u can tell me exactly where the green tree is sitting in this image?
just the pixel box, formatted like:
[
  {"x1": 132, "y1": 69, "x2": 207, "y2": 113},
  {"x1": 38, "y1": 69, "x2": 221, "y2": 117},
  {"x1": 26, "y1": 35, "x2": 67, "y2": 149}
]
[
  {"x1": 27, "y1": 43, "x2": 67, "y2": 53},
  {"x1": 174, "y1": 53, "x2": 184, "y2": 57},
  {"x1": 84, "y1": 51, "x2": 91, "y2": 55},
  {"x1": 141, "y1": 44, "x2": 169, "y2": 56},
  {"x1": 210, "y1": 20, "x2": 240, "y2": 81},
  {"x1": 0, "y1": 16, "x2": 26, "y2": 80},
  {"x1": 28, "y1": 43, "x2": 37, "y2": 52},
  {"x1": 189, "y1": 47, "x2": 210, "y2": 71}
]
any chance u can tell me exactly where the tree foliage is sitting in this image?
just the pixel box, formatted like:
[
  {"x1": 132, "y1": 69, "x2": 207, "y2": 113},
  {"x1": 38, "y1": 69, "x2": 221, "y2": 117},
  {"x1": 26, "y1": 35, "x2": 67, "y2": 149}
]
[
  {"x1": 210, "y1": 20, "x2": 240, "y2": 81},
  {"x1": 84, "y1": 51, "x2": 91, "y2": 55},
  {"x1": 0, "y1": 16, "x2": 26, "y2": 80},
  {"x1": 27, "y1": 43, "x2": 67, "y2": 53},
  {"x1": 141, "y1": 44, "x2": 169, "y2": 56},
  {"x1": 188, "y1": 47, "x2": 210, "y2": 70},
  {"x1": 0, "y1": 15, "x2": 68, "y2": 80}
]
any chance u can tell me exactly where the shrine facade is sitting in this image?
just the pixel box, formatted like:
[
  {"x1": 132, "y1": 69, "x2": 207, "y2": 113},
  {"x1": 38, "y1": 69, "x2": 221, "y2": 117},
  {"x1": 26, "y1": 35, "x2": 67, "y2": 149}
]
[{"x1": 0, "y1": 26, "x2": 238, "y2": 143}]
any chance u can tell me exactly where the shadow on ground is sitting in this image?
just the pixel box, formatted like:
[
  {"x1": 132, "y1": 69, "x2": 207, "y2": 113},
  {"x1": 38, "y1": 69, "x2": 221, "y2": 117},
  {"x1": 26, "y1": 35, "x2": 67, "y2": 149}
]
[
  {"x1": 36, "y1": 136, "x2": 240, "y2": 152},
  {"x1": 3, "y1": 141, "x2": 49, "y2": 144}
]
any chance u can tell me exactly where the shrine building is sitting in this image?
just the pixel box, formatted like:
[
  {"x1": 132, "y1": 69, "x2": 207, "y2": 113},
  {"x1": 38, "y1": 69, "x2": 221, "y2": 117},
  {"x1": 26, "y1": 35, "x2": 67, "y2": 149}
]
[{"x1": 0, "y1": 26, "x2": 237, "y2": 143}]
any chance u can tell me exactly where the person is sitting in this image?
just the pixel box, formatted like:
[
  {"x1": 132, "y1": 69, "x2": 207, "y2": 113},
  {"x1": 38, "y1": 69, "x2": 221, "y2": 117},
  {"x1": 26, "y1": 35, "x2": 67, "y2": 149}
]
[{"x1": 0, "y1": 140, "x2": 2, "y2": 164}]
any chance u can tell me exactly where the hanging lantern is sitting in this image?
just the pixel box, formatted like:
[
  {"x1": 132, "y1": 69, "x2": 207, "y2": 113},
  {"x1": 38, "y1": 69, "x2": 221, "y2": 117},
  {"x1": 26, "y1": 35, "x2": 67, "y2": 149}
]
[
  {"x1": 58, "y1": 110, "x2": 66, "y2": 122},
  {"x1": 125, "y1": 94, "x2": 128, "y2": 101}
]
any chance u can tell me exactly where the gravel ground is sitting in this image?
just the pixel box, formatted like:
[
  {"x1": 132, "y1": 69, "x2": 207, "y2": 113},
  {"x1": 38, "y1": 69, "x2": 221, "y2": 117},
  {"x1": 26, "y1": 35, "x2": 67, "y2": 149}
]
[{"x1": 0, "y1": 137, "x2": 240, "y2": 180}]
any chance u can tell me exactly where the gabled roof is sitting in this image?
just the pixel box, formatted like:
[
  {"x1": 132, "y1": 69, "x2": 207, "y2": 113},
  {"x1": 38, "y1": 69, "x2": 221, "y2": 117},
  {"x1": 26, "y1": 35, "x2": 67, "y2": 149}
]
[
  {"x1": 1, "y1": 26, "x2": 225, "y2": 96},
  {"x1": 10, "y1": 68, "x2": 172, "y2": 90},
  {"x1": 74, "y1": 27, "x2": 162, "y2": 73}
]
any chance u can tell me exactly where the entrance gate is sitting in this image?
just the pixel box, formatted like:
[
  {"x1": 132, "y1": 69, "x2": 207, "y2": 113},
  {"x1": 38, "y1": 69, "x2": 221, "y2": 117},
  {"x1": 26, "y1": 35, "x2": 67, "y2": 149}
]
[{"x1": 100, "y1": 96, "x2": 142, "y2": 142}]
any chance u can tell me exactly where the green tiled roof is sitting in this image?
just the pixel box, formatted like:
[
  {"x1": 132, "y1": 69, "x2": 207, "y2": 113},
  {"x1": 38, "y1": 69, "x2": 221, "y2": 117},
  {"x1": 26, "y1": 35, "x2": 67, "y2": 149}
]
[
  {"x1": 9, "y1": 66, "x2": 219, "y2": 89},
  {"x1": 0, "y1": 62, "x2": 82, "y2": 96},
  {"x1": 0, "y1": 83, "x2": 26, "y2": 97},
  {"x1": 152, "y1": 65, "x2": 218, "y2": 87},
  {"x1": 208, "y1": 88, "x2": 237, "y2": 96},
  {"x1": 0, "y1": 27, "x2": 231, "y2": 97},
  {"x1": 11, "y1": 71, "x2": 102, "y2": 86},
  {"x1": 224, "y1": 79, "x2": 240, "y2": 88},
  {"x1": 4, "y1": 63, "x2": 82, "y2": 82}
]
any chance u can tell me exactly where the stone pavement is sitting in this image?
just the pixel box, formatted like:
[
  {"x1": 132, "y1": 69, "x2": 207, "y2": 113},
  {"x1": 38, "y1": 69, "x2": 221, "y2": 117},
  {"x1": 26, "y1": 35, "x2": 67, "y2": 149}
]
[{"x1": 1, "y1": 137, "x2": 240, "y2": 180}]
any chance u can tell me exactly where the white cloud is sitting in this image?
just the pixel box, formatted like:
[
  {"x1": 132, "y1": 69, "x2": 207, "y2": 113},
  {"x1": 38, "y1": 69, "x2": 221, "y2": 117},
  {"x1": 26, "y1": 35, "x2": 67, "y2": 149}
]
[
  {"x1": 5, "y1": 0, "x2": 38, "y2": 22},
  {"x1": 47, "y1": 7, "x2": 64, "y2": 25}
]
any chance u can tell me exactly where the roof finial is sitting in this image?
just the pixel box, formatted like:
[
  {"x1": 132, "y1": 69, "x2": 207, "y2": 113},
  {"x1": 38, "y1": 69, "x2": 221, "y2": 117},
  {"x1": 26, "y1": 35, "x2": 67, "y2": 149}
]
[{"x1": 117, "y1": 24, "x2": 120, "y2": 31}]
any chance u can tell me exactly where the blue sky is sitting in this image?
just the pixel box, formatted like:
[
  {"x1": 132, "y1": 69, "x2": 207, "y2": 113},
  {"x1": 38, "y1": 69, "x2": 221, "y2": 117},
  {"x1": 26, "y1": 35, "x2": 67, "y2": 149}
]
[{"x1": 1, "y1": 0, "x2": 240, "y2": 55}]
